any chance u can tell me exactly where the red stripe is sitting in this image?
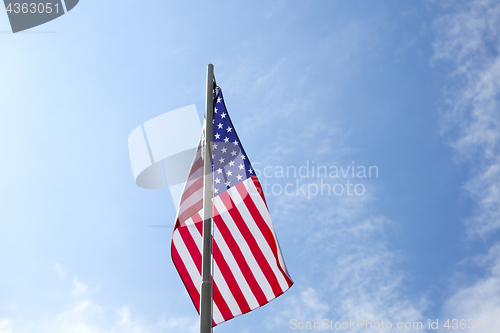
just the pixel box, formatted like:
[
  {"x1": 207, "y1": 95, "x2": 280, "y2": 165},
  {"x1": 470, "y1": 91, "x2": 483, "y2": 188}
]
[
  {"x1": 251, "y1": 176, "x2": 268, "y2": 206},
  {"x1": 235, "y1": 180, "x2": 293, "y2": 287},
  {"x1": 177, "y1": 224, "x2": 202, "y2": 274},
  {"x1": 274, "y1": 238, "x2": 294, "y2": 287},
  {"x1": 177, "y1": 199, "x2": 203, "y2": 225},
  {"x1": 234, "y1": 181, "x2": 278, "y2": 261},
  {"x1": 212, "y1": 238, "x2": 251, "y2": 313},
  {"x1": 171, "y1": 241, "x2": 200, "y2": 312},
  {"x1": 219, "y1": 191, "x2": 283, "y2": 297},
  {"x1": 178, "y1": 177, "x2": 204, "y2": 208},
  {"x1": 187, "y1": 156, "x2": 203, "y2": 178},
  {"x1": 212, "y1": 205, "x2": 268, "y2": 305},
  {"x1": 191, "y1": 212, "x2": 203, "y2": 235},
  {"x1": 212, "y1": 280, "x2": 234, "y2": 321}
]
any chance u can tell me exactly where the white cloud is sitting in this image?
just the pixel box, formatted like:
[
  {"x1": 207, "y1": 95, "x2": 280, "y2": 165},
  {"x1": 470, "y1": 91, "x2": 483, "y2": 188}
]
[
  {"x1": 265, "y1": 287, "x2": 330, "y2": 330},
  {"x1": 0, "y1": 272, "x2": 198, "y2": 333},
  {"x1": 441, "y1": 243, "x2": 500, "y2": 331},
  {"x1": 0, "y1": 319, "x2": 13, "y2": 333},
  {"x1": 434, "y1": 0, "x2": 500, "y2": 237},
  {"x1": 463, "y1": 158, "x2": 500, "y2": 236},
  {"x1": 433, "y1": 0, "x2": 500, "y2": 326},
  {"x1": 53, "y1": 300, "x2": 104, "y2": 333},
  {"x1": 71, "y1": 277, "x2": 89, "y2": 296},
  {"x1": 268, "y1": 207, "x2": 426, "y2": 329},
  {"x1": 54, "y1": 262, "x2": 66, "y2": 279},
  {"x1": 267, "y1": 172, "x2": 425, "y2": 331},
  {"x1": 157, "y1": 313, "x2": 198, "y2": 333}
]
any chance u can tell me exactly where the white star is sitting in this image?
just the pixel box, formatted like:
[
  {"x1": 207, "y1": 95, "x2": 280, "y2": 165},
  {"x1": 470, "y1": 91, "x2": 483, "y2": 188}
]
[
  {"x1": 212, "y1": 119, "x2": 214, "y2": 124},
  {"x1": 219, "y1": 157, "x2": 225, "y2": 163},
  {"x1": 224, "y1": 137, "x2": 229, "y2": 143},
  {"x1": 221, "y1": 112, "x2": 226, "y2": 118},
  {"x1": 214, "y1": 188, "x2": 218, "y2": 194},
  {"x1": 212, "y1": 143, "x2": 217, "y2": 149},
  {"x1": 215, "y1": 178, "x2": 220, "y2": 184},
  {"x1": 225, "y1": 181, "x2": 231, "y2": 187},
  {"x1": 248, "y1": 168, "x2": 253, "y2": 174},
  {"x1": 233, "y1": 140, "x2": 239, "y2": 146},
  {"x1": 229, "y1": 161, "x2": 235, "y2": 167},
  {"x1": 217, "y1": 168, "x2": 222, "y2": 174},
  {"x1": 214, "y1": 107, "x2": 218, "y2": 113},
  {"x1": 217, "y1": 97, "x2": 221, "y2": 103},
  {"x1": 215, "y1": 133, "x2": 220, "y2": 139},
  {"x1": 236, "y1": 174, "x2": 243, "y2": 181},
  {"x1": 221, "y1": 147, "x2": 227, "y2": 153},
  {"x1": 226, "y1": 126, "x2": 232, "y2": 132},
  {"x1": 231, "y1": 150, "x2": 237, "y2": 156},
  {"x1": 226, "y1": 170, "x2": 232, "y2": 177},
  {"x1": 218, "y1": 123, "x2": 223, "y2": 129},
  {"x1": 240, "y1": 155, "x2": 246, "y2": 160},
  {"x1": 238, "y1": 164, "x2": 244, "y2": 170}
]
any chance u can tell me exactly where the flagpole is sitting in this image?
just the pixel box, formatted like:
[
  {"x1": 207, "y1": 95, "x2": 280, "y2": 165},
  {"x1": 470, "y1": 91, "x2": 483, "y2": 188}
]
[{"x1": 200, "y1": 63, "x2": 214, "y2": 333}]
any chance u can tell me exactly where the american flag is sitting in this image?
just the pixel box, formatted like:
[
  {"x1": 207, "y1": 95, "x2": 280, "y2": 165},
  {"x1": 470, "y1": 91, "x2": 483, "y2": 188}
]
[{"x1": 171, "y1": 88, "x2": 293, "y2": 326}]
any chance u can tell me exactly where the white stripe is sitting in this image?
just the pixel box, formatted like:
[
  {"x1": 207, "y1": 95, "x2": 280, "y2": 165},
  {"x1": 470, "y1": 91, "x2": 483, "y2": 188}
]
[
  {"x1": 213, "y1": 260, "x2": 242, "y2": 317},
  {"x1": 212, "y1": 301, "x2": 224, "y2": 325},
  {"x1": 242, "y1": 179, "x2": 289, "y2": 273},
  {"x1": 178, "y1": 174, "x2": 203, "y2": 207},
  {"x1": 181, "y1": 214, "x2": 197, "y2": 226},
  {"x1": 176, "y1": 158, "x2": 203, "y2": 213},
  {"x1": 213, "y1": 223, "x2": 260, "y2": 309},
  {"x1": 274, "y1": 235, "x2": 290, "y2": 278},
  {"x1": 227, "y1": 185, "x2": 289, "y2": 292},
  {"x1": 183, "y1": 215, "x2": 202, "y2": 251},
  {"x1": 181, "y1": 174, "x2": 203, "y2": 198},
  {"x1": 184, "y1": 218, "x2": 242, "y2": 317},
  {"x1": 185, "y1": 162, "x2": 204, "y2": 185},
  {"x1": 177, "y1": 217, "x2": 232, "y2": 326},
  {"x1": 213, "y1": 196, "x2": 275, "y2": 302},
  {"x1": 242, "y1": 179, "x2": 274, "y2": 232},
  {"x1": 177, "y1": 188, "x2": 203, "y2": 217},
  {"x1": 184, "y1": 212, "x2": 243, "y2": 320},
  {"x1": 172, "y1": 230, "x2": 201, "y2": 294}
]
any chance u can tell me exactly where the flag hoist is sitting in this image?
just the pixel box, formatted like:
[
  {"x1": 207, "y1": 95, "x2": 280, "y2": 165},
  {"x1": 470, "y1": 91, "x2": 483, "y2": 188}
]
[{"x1": 170, "y1": 64, "x2": 293, "y2": 333}]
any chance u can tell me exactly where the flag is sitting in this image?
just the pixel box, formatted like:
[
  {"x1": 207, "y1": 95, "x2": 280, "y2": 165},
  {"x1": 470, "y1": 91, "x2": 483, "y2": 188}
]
[{"x1": 171, "y1": 88, "x2": 293, "y2": 326}]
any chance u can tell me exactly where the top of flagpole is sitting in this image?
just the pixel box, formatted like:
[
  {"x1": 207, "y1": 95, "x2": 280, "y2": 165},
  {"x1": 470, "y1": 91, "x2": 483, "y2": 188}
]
[{"x1": 200, "y1": 64, "x2": 215, "y2": 333}]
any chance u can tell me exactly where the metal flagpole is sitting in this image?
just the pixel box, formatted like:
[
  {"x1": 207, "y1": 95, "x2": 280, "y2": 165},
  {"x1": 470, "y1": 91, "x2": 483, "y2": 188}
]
[{"x1": 200, "y1": 63, "x2": 214, "y2": 333}]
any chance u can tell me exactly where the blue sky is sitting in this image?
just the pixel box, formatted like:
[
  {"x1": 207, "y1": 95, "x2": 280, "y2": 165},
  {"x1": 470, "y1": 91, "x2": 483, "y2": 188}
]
[{"x1": 1, "y1": 0, "x2": 500, "y2": 332}]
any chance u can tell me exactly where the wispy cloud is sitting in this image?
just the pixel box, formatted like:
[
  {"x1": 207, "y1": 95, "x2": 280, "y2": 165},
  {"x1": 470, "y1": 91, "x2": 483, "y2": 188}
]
[
  {"x1": 266, "y1": 150, "x2": 425, "y2": 331},
  {"x1": 433, "y1": 0, "x2": 500, "y2": 323},
  {"x1": 53, "y1": 262, "x2": 66, "y2": 279},
  {"x1": 71, "y1": 277, "x2": 89, "y2": 297},
  {"x1": 0, "y1": 319, "x2": 13, "y2": 333},
  {"x1": 441, "y1": 242, "x2": 500, "y2": 331},
  {"x1": 2, "y1": 269, "x2": 198, "y2": 333},
  {"x1": 434, "y1": 0, "x2": 500, "y2": 237},
  {"x1": 268, "y1": 210, "x2": 425, "y2": 331}
]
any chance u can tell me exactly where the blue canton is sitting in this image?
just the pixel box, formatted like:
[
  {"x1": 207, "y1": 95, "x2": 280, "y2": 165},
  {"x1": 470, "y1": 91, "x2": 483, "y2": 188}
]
[{"x1": 212, "y1": 89, "x2": 254, "y2": 195}]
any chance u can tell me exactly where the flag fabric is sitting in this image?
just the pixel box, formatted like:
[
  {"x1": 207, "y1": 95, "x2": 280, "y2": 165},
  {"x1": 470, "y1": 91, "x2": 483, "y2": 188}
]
[{"x1": 171, "y1": 88, "x2": 293, "y2": 326}]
